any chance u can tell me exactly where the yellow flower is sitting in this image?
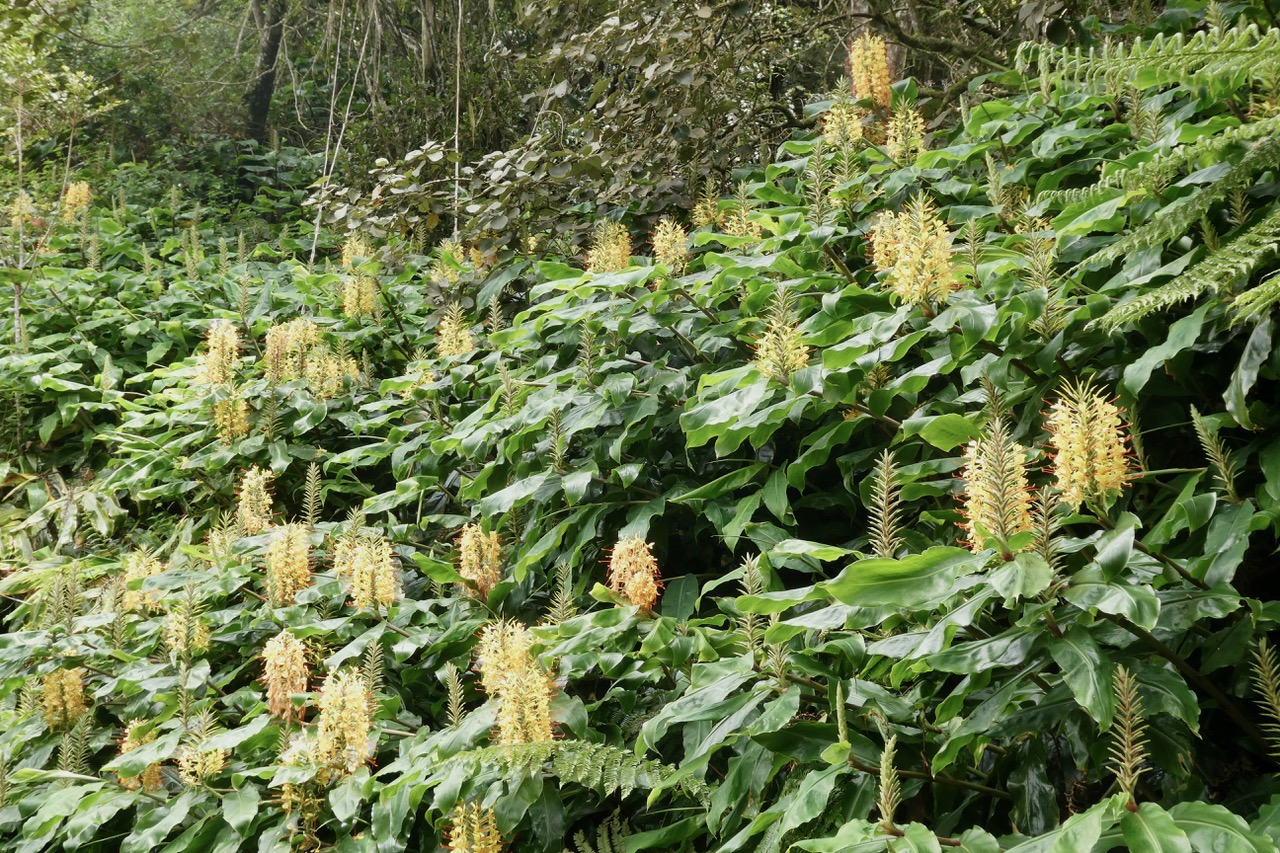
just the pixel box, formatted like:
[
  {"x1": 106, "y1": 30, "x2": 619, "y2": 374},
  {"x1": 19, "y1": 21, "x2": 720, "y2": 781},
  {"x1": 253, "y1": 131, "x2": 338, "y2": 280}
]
[
  {"x1": 607, "y1": 536, "x2": 663, "y2": 612},
  {"x1": 262, "y1": 317, "x2": 319, "y2": 384},
  {"x1": 457, "y1": 524, "x2": 502, "y2": 599},
  {"x1": 164, "y1": 604, "x2": 211, "y2": 657},
  {"x1": 885, "y1": 104, "x2": 926, "y2": 162},
  {"x1": 122, "y1": 549, "x2": 164, "y2": 611},
  {"x1": 42, "y1": 667, "x2": 87, "y2": 730},
  {"x1": 867, "y1": 193, "x2": 957, "y2": 308},
  {"x1": 118, "y1": 720, "x2": 163, "y2": 791},
  {"x1": 651, "y1": 217, "x2": 691, "y2": 276},
  {"x1": 312, "y1": 668, "x2": 374, "y2": 775},
  {"x1": 9, "y1": 190, "x2": 36, "y2": 230},
  {"x1": 432, "y1": 238, "x2": 465, "y2": 285},
  {"x1": 474, "y1": 620, "x2": 555, "y2": 746},
  {"x1": 236, "y1": 465, "x2": 274, "y2": 535},
  {"x1": 753, "y1": 287, "x2": 810, "y2": 385},
  {"x1": 447, "y1": 802, "x2": 505, "y2": 853},
  {"x1": 849, "y1": 33, "x2": 893, "y2": 110},
  {"x1": 301, "y1": 343, "x2": 359, "y2": 399},
  {"x1": 334, "y1": 532, "x2": 400, "y2": 610},
  {"x1": 823, "y1": 101, "x2": 865, "y2": 147},
  {"x1": 436, "y1": 304, "x2": 475, "y2": 359},
  {"x1": 1045, "y1": 381, "x2": 1131, "y2": 512},
  {"x1": 196, "y1": 320, "x2": 240, "y2": 386},
  {"x1": 959, "y1": 418, "x2": 1035, "y2": 558},
  {"x1": 62, "y1": 182, "x2": 92, "y2": 222},
  {"x1": 341, "y1": 275, "x2": 380, "y2": 317},
  {"x1": 263, "y1": 629, "x2": 309, "y2": 722},
  {"x1": 213, "y1": 396, "x2": 249, "y2": 443},
  {"x1": 176, "y1": 741, "x2": 226, "y2": 786},
  {"x1": 725, "y1": 208, "x2": 763, "y2": 243},
  {"x1": 585, "y1": 221, "x2": 632, "y2": 273},
  {"x1": 265, "y1": 524, "x2": 312, "y2": 606},
  {"x1": 340, "y1": 233, "x2": 373, "y2": 268},
  {"x1": 692, "y1": 194, "x2": 721, "y2": 229}
]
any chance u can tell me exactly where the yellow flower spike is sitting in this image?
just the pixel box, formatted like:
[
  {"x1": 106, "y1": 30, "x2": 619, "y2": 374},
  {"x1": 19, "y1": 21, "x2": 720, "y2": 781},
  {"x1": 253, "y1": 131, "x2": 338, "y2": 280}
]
[
  {"x1": 236, "y1": 465, "x2": 275, "y2": 536},
  {"x1": 42, "y1": 667, "x2": 87, "y2": 731},
  {"x1": 457, "y1": 524, "x2": 502, "y2": 599},
  {"x1": 341, "y1": 275, "x2": 380, "y2": 317},
  {"x1": 117, "y1": 720, "x2": 163, "y2": 791},
  {"x1": 650, "y1": 217, "x2": 691, "y2": 276},
  {"x1": 62, "y1": 182, "x2": 92, "y2": 222},
  {"x1": 607, "y1": 536, "x2": 663, "y2": 612},
  {"x1": 849, "y1": 33, "x2": 893, "y2": 110},
  {"x1": 448, "y1": 802, "x2": 505, "y2": 853},
  {"x1": 10, "y1": 190, "x2": 36, "y2": 230},
  {"x1": 958, "y1": 418, "x2": 1035, "y2": 559},
  {"x1": 164, "y1": 604, "x2": 211, "y2": 657},
  {"x1": 474, "y1": 620, "x2": 556, "y2": 745},
  {"x1": 585, "y1": 221, "x2": 632, "y2": 273},
  {"x1": 121, "y1": 549, "x2": 164, "y2": 611},
  {"x1": 212, "y1": 396, "x2": 249, "y2": 443},
  {"x1": 335, "y1": 532, "x2": 400, "y2": 611},
  {"x1": 176, "y1": 742, "x2": 227, "y2": 786},
  {"x1": 196, "y1": 320, "x2": 240, "y2": 386},
  {"x1": 262, "y1": 630, "x2": 309, "y2": 722},
  {"x1": 885, "y1": 104, "x2": 927, "y2": 162},
  {"x1": 340, "y1": 233, "x2": 373, "y2": 269},
  {"x1": 1045, "y1": 381, "x2": 1131, "y2": 512},
  {"x1": 265, "y1": 524, "x2": 312, "y2": 606},
  {"x1": 432, "y1": 238, "x2": 466, "y2": 285},
  {"x1": 311, "y1": 668, "x2": 374, "y2": 775},
  {"x1": 436, "y1": 304, "x2": 475, "y2": 359},
  {"x1": 867, "y1": 193, "x2": 958, "y2": 309},
  {"x1": 823, "y1": 101, "x2": 865, "y2": 147},
  {"x1": 753, "y1": 286, "x2": 810, "y2": 386}
]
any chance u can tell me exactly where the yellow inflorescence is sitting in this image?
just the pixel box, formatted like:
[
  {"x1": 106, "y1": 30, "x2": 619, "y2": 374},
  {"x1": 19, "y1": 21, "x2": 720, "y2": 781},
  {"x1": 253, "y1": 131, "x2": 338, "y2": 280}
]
[
  {"x1": 754, "y1": 289, "x2": 811, "y2": 386},
  {"x1": 263, "y1": 317, "x2": 321, "y2": 384},
  {"x1": 340, "y1": 233, "x2": 373, "y2": 268},
  {"x1": 265, "y1": 524, "x2": 312, "y2": 606},
  {"x1": 197, "y1": 320, "x2": 240, "y2": 386},
  {"x1": 177, "y1": 741, "x2": 227, "y2": 786},
  {"x1": 164, "y1": 605, "x2": 211, "y2": 657},
  {"x1": 9, "y1": 190, "x2": 36, "y2": 230},
  {"x1": 122, "y1": 549, "x2": 164, "y2": 611},
  {"x1": 1045, "y1": 381, "x2": 1131, "y2": 512},
  {"x1": 651, "y1": 217, "x2": 691, "y2": 276},
  {"x1": 432, "y1": 238, "x2": 466, "y2": 286},
  {"x1": 823, "y1": 102, "x2": 865, "y2": 147},
  {"x1": 118, "y1": 720, "x2": 163, "y2": 791},
  {"x1": 448, "y1": 802, "x2": 505, "y2": 853},
  {"x1": 237, "y1": 465, "x2": 275, "y2": 535},
  {"x1": 692, "y1": 193, "x2": 722, "y2": 229},
  {"x1": 213, "y1": 396, "x2": 249, "y2": 443},
  {"x1": 885, "y1": 104, "x2": 927, "y2": 162},
  {"x1": 725, "y1": 207, "x2": 764, "y2": 242},
  {"x1": 457, "y1": 524, "x2": 502, "y2": 599},
  {"x1": 42, "y1": 667, "x2": 87, "y2": 731},
  {"x1": 312, "y1": 668, "x2": 374, "y2": 775},
  {"x1": 867, "y1": 193, "x2": 957, "y2": 308},
  {"x1": 959, "y1": 422, "x2": 1035, "y2": 555},
  {"x1": 586, "y1": 221, "x2": 632, "y2": 273},
  {"x1": 475, "y1": 620, "x2": 555, "y2": 745},
  {"x1": 607, "y1": 536, "x2": 663, "y2": 612},
  {"x1": 849, "y1": 33, "x2": 893, "y2": 110},
  {"x1": 302, "y1": 344, "x2": 359, "y2": 399},
  {"x1": 62, "y1": 182, "x2": 92, "y2": 222},
  {"x1": 263, "y1": 629, "x2": 309, "y2": 722},
  {"x1": 436, "y1": 304, "x2": 475, "y2": 359},
  {"x1": 341, "y1": 275, "x2": 380, "y2": 317},
  {"x1": 334, "y1": 532, "x2": 400, "y2": 610}
]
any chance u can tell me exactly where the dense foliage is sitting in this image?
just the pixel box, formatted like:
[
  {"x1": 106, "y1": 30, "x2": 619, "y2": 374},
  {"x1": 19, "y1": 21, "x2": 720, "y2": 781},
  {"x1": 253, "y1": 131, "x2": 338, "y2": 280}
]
[{"x1": 6, "y1": 1, "x2": 1280, "y2": 851}]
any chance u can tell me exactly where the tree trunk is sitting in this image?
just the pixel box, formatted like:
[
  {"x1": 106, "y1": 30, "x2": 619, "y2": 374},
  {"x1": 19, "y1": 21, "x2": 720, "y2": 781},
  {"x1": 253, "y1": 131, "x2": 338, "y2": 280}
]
[{"x1": 244, "y1": 0, "x2": 288, "y2": 142}]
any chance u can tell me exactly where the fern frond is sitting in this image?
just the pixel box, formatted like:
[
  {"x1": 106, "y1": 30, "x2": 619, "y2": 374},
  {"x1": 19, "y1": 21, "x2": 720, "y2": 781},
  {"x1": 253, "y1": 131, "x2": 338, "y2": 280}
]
[
  {"x1": 868, "y1": 449, "x2": 903, "y2": 559},
  {"x1": 1021, "y1": 25, "x2": 1280, "y2": 90},
  {"x1": 1108, "y1": 665, "x2": 1148, "y2": 810},
  {"x1": 1103, "y1": 205, "x2": 1280, "y2": 328},
  {"x1": 1190, "y1": 406, "x2": 1241, "y2": 503},
  {"x1": 1234, "y1": 271, "x2": 1280, "y2": 323},
  {"x1": 1082, "y1": 136, "x2": 1280, "y2": 275},
  {"x1": 1251, "y1": 638, "x2": 1280, "y2": 762}
]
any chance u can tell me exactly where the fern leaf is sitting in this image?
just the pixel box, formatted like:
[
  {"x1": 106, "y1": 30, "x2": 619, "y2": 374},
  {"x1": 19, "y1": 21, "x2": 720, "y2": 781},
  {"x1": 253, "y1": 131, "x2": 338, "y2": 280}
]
[
  {"x1": 1081, "y1": 135, "x2": 1280, "y2": 275},
  {"x1": 1102, "y1": 204, "x2": 1280, "y2": 328}
]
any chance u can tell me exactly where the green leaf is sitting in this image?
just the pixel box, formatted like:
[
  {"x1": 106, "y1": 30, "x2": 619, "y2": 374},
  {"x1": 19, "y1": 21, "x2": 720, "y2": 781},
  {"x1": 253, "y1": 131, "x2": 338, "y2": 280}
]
[
  {"x1": 904, "y1": 413, "x2": 981, "y2": 451},
  {"x1": 1121, "y1": 304, "x2": 1209, "y2": 397},
  {"x1": 1168, "y1": 801, "x2": 1276, "y2": 853},
  {"x1": 1005, "y1": 796, "x2": 1124, "y2": 852},
  {"x1": 222, "y1": 786, "x2": 259, "y2": 836},
  {"x1": 1049, "y1": 626, "x2": 1115, "y2": 727},
  {"x1": 1121, "y1": 803, "x2": 1192, "y2": 853},
  {"x1": 823, "y1": 547, "x2": 976, "y2": 610},
  {"x1": 1224, "y1": 318, "x2": 1271, "y2": 430}
]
